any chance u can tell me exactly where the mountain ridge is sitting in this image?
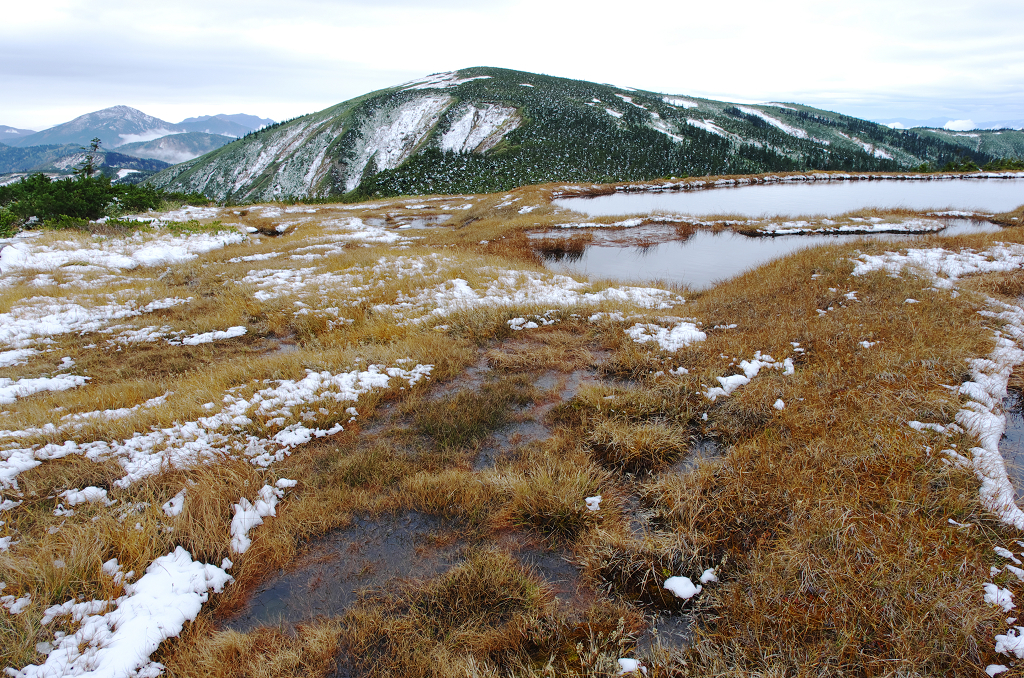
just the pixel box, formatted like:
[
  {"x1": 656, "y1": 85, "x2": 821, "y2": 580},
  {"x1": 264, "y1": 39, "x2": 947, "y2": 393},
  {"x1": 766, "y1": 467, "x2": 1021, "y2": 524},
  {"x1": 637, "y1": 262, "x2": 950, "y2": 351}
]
[
  {"x1": 146, "y1": 67, "x2": 1023, "y2": 203},
  {"x1": 7, "y1": 107, "x2": 276, "y2": 150}
]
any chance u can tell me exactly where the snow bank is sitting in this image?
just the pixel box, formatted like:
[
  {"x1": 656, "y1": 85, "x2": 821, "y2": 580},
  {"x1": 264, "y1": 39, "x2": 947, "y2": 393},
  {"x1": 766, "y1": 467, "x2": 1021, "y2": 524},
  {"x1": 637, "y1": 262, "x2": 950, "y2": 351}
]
[
  {"x1": 0, "y1": 295, "x2": 192, "y2": 349},
  {"x1": 376, "y1": 270, "x2": 682, "y2": 324},
  {"x1": 12, "y1": 547, "x2": 232, "y2": 678},
  {"x1": 852, "y1": 243, "x2": 1024, "y2": 289}
]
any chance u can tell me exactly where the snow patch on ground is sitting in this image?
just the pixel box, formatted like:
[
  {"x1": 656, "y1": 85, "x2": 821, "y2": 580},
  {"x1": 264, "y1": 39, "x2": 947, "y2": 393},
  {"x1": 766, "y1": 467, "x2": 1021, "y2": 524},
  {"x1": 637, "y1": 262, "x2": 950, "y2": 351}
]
[
  {"x1": 737, "y1": 106, "x2": 809, "y2": 139},
  {"x1": 0, "y1": 231, "x2": 245, "y2": 274},
  {"x1": 625, "y1": 321, "x2": 706, "y2": 351},
  {"x1": 686, "y1": 118, "x2": 729, "y2": 138},
  {"x1": 11, "y1": 547, "x2": 232, "y2": 678},
  {"x1": 0, "y1": 363, "x2": 433, "y2": 489},
  {"x1": 229, "y1": 479, "x2": 296, "y2": 554},
  {"x1": 0, "y1": 375, "x2": 89, "y2": 405},
  {"x1": 705, "y1": 352, "x2": 794, "y2": 401}
]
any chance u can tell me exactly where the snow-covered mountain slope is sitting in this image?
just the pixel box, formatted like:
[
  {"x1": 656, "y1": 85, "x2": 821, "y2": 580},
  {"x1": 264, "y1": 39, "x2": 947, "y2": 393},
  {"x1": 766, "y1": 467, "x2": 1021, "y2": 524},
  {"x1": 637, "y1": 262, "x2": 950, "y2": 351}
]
[{"x1": 147, "y1": 67, "x2": 1018, "y2": 202}]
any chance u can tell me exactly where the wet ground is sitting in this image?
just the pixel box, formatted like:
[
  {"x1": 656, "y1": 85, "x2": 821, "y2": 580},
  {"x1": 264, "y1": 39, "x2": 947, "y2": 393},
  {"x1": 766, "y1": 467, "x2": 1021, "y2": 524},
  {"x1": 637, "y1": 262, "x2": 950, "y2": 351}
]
[{"x1": 222, "y1": 341, "x2": 727, "y2": 658}]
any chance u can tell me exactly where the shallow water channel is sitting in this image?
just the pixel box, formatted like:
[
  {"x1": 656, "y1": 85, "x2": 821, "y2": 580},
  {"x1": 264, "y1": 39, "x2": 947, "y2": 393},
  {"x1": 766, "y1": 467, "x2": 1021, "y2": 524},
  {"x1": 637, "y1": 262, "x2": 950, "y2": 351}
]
[
  {"x1": 543, "y1": 219, "x2": 1000, "y2": 290},
  {"x1": 555, "y1": 177, "x2": 1024, "y2": 218}
]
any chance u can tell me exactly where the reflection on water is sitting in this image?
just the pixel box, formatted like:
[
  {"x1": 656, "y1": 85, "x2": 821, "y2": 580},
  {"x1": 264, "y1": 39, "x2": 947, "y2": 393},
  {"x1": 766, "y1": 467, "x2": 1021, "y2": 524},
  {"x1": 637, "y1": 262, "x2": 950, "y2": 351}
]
[
  {"x1": 544, "y1": 220, "x2": 1001, "y2": 290},
  {"x1": 1002, "y1": 391, "x2": 1024, "y2": 501},
  {"x1": 555, "y1": 177, "x2": 1024, "y2": 218}
]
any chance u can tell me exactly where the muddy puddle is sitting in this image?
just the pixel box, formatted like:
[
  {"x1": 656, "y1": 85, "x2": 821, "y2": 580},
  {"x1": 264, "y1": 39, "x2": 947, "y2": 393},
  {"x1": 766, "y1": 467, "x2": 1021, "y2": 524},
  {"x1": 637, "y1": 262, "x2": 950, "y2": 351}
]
[
  {"x1": 475, "y1": 368, "x2": 603, "y2": 470},
  {"x1": 222, "y1": 510, "x2": 585, "y2": 633},
  {"x1": 222, "y1": 511, "x2": 459, "y2": 632},
  {"x1": 671, "y1": 437, "x2": 724, "y2": 473},
  {"x1": 638, "y1": 611, "x2": 694, "y2": 653}
]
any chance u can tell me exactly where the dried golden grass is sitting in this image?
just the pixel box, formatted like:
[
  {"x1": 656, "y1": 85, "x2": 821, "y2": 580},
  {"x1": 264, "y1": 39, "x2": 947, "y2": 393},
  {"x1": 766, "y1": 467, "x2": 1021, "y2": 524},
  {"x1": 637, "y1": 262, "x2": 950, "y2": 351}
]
[{"x1": 7, "y1": 183, "x2": 1024, "y2": 676}]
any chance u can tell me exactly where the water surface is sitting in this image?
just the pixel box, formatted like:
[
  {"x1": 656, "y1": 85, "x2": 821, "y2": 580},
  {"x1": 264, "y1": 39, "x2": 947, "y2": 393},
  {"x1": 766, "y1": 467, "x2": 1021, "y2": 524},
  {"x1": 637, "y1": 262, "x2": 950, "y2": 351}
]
[
  {"x1": 556, "y1": 177, "x2": 1024, "y2": 218},
  {"x1": 544, "y1": 220, "x2": 1000, "y2": 290}
]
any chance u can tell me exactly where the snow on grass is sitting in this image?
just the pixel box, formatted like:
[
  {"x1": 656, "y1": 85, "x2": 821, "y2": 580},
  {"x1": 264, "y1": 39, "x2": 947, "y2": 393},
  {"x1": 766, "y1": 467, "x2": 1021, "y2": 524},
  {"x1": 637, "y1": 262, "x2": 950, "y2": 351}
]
[
  {"x1": 605, "y1": 108, "x2": 624, "y2": 119},
  {"x1": 0, "y1": 349, "x2": 38, "y2": 367},
  {"x1": 852, "y1": 243, "x2": 1024, "y2": 290},
  {"x1": 737, "y1": 106, "x2": 809, "y2": 139},
  {"x1": 951, "y1": 299, "x2": 1024, "y2": 531},
  {"x1": 229, "y1": 478, "x2": 297, "y2": 554},
  {"x1": 625, "y1": 320, "x2": 706, "y2": 351},
  {"x1": 617, "y1": 658, "x2": 647, "y2": 675},
  {"x1": 705, "y1": 351, "x2": 794, "y2": 401},
  {"x1": 0, "y1": 375, "x2": 89, "y2": 405},
  {"x1": 161, "y1": 489, "x2": 186, "y2": 517},
  {"x1": 440, "y1": 104, "x2": 519, "y2": 154},
  {"x1": 0, "y1": 231, "x2": 246, "y2": 274},
  {"x1": 0, "y1": 363, "x2": 433, "y2": 489},
  {"x1": 11, "y1": 547, "x2": 232, "y2": 678},
  {"x1": 374, "y1": 270, "x2": 682, "y2": 324},
  {"x1": 179, "y1": 326, "x2": 246, "y2": 346},
  {"x1": 0, "y1": 295, "x2": 192, "y2": 349},
  {"x1": 2, "y1": 593, "x2": 31, "y2": 613},
  {"x1": 59, "y1": 487, "x2": 114, "y2": 506}
]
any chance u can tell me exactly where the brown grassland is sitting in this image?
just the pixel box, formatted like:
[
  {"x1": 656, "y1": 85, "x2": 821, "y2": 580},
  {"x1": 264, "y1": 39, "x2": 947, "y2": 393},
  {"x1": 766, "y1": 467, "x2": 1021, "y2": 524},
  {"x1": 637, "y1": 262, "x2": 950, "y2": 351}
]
[{"x1": 2, "y1": 173, "x2": 1024, "y2": 676}]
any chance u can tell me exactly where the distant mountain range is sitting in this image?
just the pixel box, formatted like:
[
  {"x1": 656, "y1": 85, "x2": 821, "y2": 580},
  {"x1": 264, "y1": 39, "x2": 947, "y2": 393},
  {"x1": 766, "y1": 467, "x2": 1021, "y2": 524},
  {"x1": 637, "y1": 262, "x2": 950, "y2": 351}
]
[
  {"x1": 0, "y1": 108, "x2": 276, "y2": 178},
  {"x1": 144, "y1": 67, "x2": 1024, "y2": 203},
  {"x1": 0, "y1": 125, "x2": 37, "y2": 141},
  {"x1": 178, "y1": 114, "x2": 275, "y2": 138},
  {"x1": 4, "y1": 107, "x2": 274, "y2": 150}
]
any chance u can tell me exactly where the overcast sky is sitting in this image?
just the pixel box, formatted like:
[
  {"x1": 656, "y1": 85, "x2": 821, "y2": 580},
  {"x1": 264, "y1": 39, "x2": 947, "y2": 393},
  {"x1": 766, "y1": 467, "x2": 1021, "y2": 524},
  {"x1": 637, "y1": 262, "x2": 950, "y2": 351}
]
[{"x1": 2, "y1": 0, "x2": 1022, "y2": 131}]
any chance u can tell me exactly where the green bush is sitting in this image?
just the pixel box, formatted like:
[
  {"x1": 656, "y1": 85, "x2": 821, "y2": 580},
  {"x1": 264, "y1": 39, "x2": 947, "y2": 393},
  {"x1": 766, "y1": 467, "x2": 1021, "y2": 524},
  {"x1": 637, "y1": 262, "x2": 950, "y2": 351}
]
[
  {"x1": 0, "y1": 207, "x2": 19, "y2": 238},
  {"x1": 0, "y1": 174, "x2": 213, "y2": 236},
  {"x1": 984, "y1": 158, "x2": 1024, "y2": 171},
  {"x1": 41, "y1": 215, "x2": 90, "y2": 230}
]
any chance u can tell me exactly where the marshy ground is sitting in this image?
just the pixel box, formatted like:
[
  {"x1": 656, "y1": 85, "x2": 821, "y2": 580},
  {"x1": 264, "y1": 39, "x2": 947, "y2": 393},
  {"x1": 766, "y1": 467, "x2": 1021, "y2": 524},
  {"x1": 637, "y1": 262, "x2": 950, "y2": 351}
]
[{"x1": 3, "y1": 172, "x2": 1024, "y2": 677}]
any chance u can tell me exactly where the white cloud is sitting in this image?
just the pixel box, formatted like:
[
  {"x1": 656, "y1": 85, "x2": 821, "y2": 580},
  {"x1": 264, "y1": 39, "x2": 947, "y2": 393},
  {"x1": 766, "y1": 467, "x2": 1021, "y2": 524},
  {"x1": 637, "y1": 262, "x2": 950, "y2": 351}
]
[
  {"x1": 118, "y1": 129, "x2": 181, "y2": 145},
  {"x1": 0, "y1": 0, "x2": 1021, "y2": 129},
  {"x1": 886, "y1": 122, "x2": 908, "y2": 129},
  {"x1": 943, "y1": 119, "x2": 977, "y2": 131}
]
